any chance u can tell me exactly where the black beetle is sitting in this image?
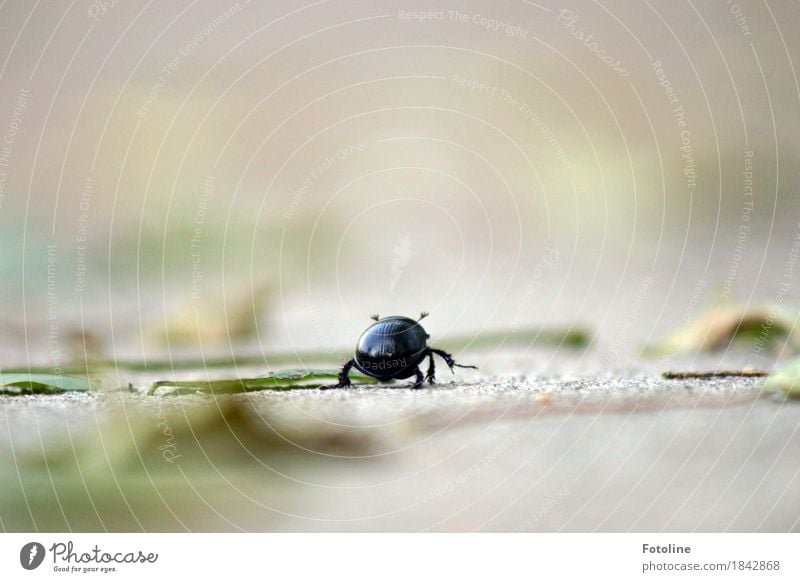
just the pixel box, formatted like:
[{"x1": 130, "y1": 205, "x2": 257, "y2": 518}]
[{"x1": 322, "y1": 312, "x2": 477, "y2": 390}]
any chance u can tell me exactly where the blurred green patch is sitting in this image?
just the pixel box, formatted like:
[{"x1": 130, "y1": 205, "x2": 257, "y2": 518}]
[
  {"x1": 0, "y1": 373, "x2": 95, "y2": 395},
  {"x1": 148, "y1": 368, "x2": 375, "y2": 395},
  {"x1": 143, "y1": 280, "x2": 272, "y2": 348},
  {"x1": 763, "y1": 358, "x2": 800, "y2": 399},
  {"x1": 446, "y1": 326, "x2": 591, "y2": 350},
  {"x1": 645, "y1": 304, "x2": 800, "y2": 356},
  {"x1": 1, "y1": 396, "x2": 388, "y2": 531}
]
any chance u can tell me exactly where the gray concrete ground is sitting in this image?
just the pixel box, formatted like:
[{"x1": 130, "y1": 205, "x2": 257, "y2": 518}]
[{"x1": 1, "y1": 347, "x2": 798, "y2": 532}]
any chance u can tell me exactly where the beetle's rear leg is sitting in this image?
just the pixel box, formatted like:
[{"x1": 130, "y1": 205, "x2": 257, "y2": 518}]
[
  {"x1": 320, "y1": 359, "x2": 355, "y2": 390},
  {"x1": 425, "y1": 351, "x2": 437, "y2": 384},
  {"x1": 411, "y1": 366, "x2": 424, "y2": 389},
  {"x1": 429, "y1": 348, "x2": 478, "y2": 374}
]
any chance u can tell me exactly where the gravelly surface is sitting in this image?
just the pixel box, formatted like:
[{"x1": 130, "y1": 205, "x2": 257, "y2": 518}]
[{"x1": 1, "y1": 348, "x2": 798, "y2": 532}]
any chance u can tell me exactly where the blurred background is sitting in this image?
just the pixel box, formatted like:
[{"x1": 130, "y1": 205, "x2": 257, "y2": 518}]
[
  {"x1": 0, "y1": 0, "x2": 799, "y2": 363},
  {"x1": 3, "y1": 0, "x2": 800, "y2": 535}
]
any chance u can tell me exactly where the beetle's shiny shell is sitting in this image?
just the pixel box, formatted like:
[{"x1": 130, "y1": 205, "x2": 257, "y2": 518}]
[{"x1": 354, "y1": 316, "x2": 429, "y2": 380}]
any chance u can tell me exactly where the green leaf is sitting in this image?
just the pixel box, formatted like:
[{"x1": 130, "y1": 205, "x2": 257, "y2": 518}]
[
  {"x1": 148, "y1": 368, "x2": 376, "y2": 396},
  {"x1": 0, "y1": 373, "x2": 94, "y2": 395},
  {"x1": 257, "y1": 368, "x2": 341, "y2": 381},
  {"x1": 645, "y1": 304, "x2": 800, "y2": 356},
  {"x1": 763, "y1": 359, "x2": 800, "y2": 398}
]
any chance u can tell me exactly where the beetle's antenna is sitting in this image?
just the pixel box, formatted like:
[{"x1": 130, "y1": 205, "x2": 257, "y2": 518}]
[
  {"x1": 370, "y1": 313, "x2": 380, "y2": 321},
  {"x1": 418, "y1": 311, "x2": 429, "y2": 321}
]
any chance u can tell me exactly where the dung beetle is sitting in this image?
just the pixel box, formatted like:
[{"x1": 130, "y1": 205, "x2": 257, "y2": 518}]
[{"x1": 322, "y1": 312, "x2": 477, "y2": 390}]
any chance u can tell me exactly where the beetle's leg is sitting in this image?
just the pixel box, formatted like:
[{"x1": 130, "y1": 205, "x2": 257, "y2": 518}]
[
  {"x1": 425, "y1": 351, "x2": 436, "y2": 384},
  {"x1": 411, "y1": 366, "x2": 425, "y2": 389},
  {"x1": 429, "y1": 348, "x2": 478, "y2": 374},
  {"x1": 320, "y1": 359, "x2": 355, "y2": 390}
]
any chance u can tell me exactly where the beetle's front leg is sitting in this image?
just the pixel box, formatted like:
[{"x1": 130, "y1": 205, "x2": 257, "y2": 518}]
[
  {"x1": 429, "y1": 348, "x2": 478, "y2": 374},
  {"x1": 411, "y1": 366, "x2": 424, "y2": 389},
  {"x1": 320, "y1": 359, "x2": 355, "y2": 390},
  {"x1": 425, "y1": 351, "x2": 436, "y2": 384}
]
